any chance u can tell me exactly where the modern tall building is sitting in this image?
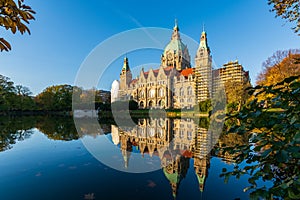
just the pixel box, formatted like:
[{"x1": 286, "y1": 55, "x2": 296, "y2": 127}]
[
  {"x1": 212, "y1": 60, "x2": 250, "y2": 96},
  {"x1": 113, "y1": 22, "x2": 250, "y2": 108}
]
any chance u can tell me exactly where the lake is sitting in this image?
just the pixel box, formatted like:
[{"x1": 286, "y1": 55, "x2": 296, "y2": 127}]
[{"x1": 0, "y1": 116, "x2": 251, "y2": 200}]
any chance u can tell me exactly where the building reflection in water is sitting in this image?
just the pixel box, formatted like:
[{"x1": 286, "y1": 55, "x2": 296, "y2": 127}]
[{"x1": 111, "y1": 118, "x2": 212, "y2": 198}]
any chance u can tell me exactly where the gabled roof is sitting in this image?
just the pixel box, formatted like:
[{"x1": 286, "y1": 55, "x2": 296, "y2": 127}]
[
  {"x1": 130, "y1": 79, "x2": 138, "y2": 85},
  {"x1": 142, "y1": 66, "x2": 175, "y2": 78}
]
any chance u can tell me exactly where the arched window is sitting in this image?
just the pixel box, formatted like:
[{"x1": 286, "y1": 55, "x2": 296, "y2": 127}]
[
  {"x1": 179, "y1": 130, "x2": 184, "y2": 139},
  {"x1": 140, "y1": 128, "x2": 146, "y2": 138},
  {"x1": 149, "y1": 128, "x2": 155, "y2": 137},
  {"x1": 187, "y1": 86, "x2": 192, "y2": 96},
  {"x1": 158, "y1": 128, "x2": 164, "y2": 139},
  {"x1": 140, "y1": 101, "x2": 145, "y2": 108},
  {"x1": 180, "y1": 87, "x2": 184, "y2": 96},
  {"x1": 140, "y1": 90, "x2": 145, "y2": 98},
  {"x1": 187, "y1": 131, "x2": 192, "y2": 140},
  {"x1": 139, "y1": 119, "x2": 145, "y2": 125},
  {"x1": 149, "y1": 100, "x2": 154, "y2": 108},
  {"x1": 158, "y1": 100, "x2": 165, "y2": 107},
  {"x1": 149, "y1": 89, "x2": 155, "y2": 98},
  {"x1": 158, "y1": 88, "x2": 164, "y2": 97}
]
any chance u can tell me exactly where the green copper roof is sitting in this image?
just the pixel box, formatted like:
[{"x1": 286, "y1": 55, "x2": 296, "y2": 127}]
[
  {"x1": 163, "y1": 168, "x2": 180, "y2": 183},
  {"x1": 122, "y1": 57, "x2": 130, "y2": 71},
  {"x1": 197, "y1": 174, "x2": 206, "y2": 184},
  {"x1": 164, "y1": 39, "x2": 187, "y2": 54},
  {"x1": 196, "y1": 174, "x2": 206, "y2": 192}
]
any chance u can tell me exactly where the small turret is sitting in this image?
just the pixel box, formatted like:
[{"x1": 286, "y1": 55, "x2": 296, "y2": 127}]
[{"x1": 121, "y1": 56, "x2": 130, "y2": 74}]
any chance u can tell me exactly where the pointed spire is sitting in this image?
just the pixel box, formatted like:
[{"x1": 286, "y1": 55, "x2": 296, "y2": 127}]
[
  {"x1": 122, "y1": 56, "x2": 130, "y2": 71},
  {"x1": 200, "y1": 25, "x2": 208, "y2": 50},
  {"x1": 172, "y1": 19, "x2": 180, "y2": 40},
  {"x1": 202, "y1": 23, "x2": 205, "y2": 33}
]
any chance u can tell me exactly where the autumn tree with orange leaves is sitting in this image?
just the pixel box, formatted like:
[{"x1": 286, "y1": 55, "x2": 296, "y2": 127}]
[{"x1": 257, "y1": 49, "x2": 300, "y2": 86}]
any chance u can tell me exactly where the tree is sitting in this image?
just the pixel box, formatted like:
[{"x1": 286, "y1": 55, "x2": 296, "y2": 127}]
[
  {"x1": 257, "y1": 49, "x2": 300, "y2": 86},
  {"x1": 200, "y1": 99, "x2": 210, "y2": 112},
  {"x1": 0, "y1": 0, "x2": 35, "y2": 51},
  {"x1": 0, "y1": 74, "x2": 15, "y2": 110},
  {"x1": 0, "y1": 74, "x2": 35, "y2": 111},
  {"x1": 35, "y1": 84, "x2": 73, "y2": 111},
  {"x1": 218, "y1": 75, "x2": 300, "y2": 199},
  {"x1": 268, "y1": 0, "x2": 300, "y2": 35},
  {"x1": 15, "y1": 84, "x2": 31, "y2": 96},
  {"x1": 225, "y1": 80, "x2": 251, "y2": 112}
]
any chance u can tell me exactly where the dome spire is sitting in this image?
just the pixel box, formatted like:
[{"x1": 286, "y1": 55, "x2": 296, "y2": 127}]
[{"x1": 172, "y1": 19, "x2": 180, "y2": 40}]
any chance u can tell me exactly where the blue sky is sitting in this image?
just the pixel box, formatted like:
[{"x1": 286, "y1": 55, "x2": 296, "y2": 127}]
[{"x1": 0, "y1": 0, "x2": 299, "y2": 95}]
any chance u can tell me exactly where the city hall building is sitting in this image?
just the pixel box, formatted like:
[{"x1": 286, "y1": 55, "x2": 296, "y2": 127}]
[{"x1": 111, "y1": 22, "x2": 249, "y2": 109}]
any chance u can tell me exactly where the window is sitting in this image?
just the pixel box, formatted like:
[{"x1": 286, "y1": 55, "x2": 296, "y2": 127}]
[
  {"x1": 149, "y1": 89, "x2": 155, "y2": 98},
  {"x1": 139, "y1": 90, "x2": 145, "y2": 98},
  {"x1": 187, "y1": 131, "x2": 192, "y2": 140},
  {"x1": 158, "y1": 88, "x2": 164, "y2": 97},
  {"x1": 180, "y1": 130, "x2": 184, "y2": 139},
  {"x1": 140, "y1": 101, "x2": 145, "y2": 108},
  {"x1": 140, "y1": 128, "x2": 145, "y2": 137},
  {"x1": 187, "y1": 86, "x2": 192, "y2": 96},
  {"x1": 158, "y1": 100, "x2": 165, "y2": 107},
  {"x1": 149, "y1": 128, "x2": 155, "y2": 137},
  {"x1": 158, "y1": 128, "x2": 164, "y2": 138},
  {"x1": 180, "y1": 87, "x2": 184, "y2": 96},
  {"x1": 148, "y1": 100, "x2": 154, "y2": 107}
]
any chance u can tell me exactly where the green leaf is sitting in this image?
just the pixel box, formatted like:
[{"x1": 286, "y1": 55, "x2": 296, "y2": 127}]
[
  {"x1": 261, "y1": 148, "x2": 272, "y2": 158},
  {"x1": 276, "y1": 150, "x2": 289, "y2": 163}
]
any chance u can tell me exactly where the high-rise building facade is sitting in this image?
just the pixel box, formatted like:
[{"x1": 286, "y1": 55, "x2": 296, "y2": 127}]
[{"x1": 212, "y1": 60, "x2": 250, "y2": 96}]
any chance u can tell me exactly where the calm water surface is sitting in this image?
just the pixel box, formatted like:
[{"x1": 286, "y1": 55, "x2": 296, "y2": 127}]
[{"x1": 0, "y1": 116, "x2": 251, "y2": 200}]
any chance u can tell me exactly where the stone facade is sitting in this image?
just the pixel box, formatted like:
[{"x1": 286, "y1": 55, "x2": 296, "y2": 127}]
[{"x1": 115, "y1": 22, "x2": 250, "y2": 109}]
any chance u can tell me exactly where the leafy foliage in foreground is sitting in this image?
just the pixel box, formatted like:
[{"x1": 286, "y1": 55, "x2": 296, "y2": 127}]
[
  {"x1": 268, "y1": 0, "x2": 300, "y2": 35},
  {"x1": 218, "y1": 75, "x2": 300, "y2": 199},
  {"x1": 0, "y1": 0, "x2": 35, "y2": 51}
]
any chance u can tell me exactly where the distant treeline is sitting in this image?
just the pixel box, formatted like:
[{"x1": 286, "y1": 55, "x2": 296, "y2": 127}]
[{"x1": 0, "y1": 74, "x2": 111, "y2": 113}]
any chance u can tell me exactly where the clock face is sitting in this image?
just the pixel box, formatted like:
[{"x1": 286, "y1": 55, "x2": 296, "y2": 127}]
[{"x1": 167, "y1": 53, "x2": 173, "y2": 59}]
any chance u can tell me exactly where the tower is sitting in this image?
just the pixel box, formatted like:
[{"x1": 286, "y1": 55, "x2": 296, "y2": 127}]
[
  {"x1": 195, "y1": 27, "x2": 212, "y2": 102},
  {"x1": 161, "y1": 20, "x2": 191, "y2": 70},
  {"x1": 119, "y1": 57, "x2": 132, "y2": 97}
]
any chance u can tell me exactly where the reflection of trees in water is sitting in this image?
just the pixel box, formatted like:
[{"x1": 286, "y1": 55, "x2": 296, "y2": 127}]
[
  {"x1": 0, "y1": 116, "x2": 36, "y2": 151},
  {"x1": 74, "y1": 118, "x2": 111, "y2": 138},
  {"x1": 213, "y1": 132, "x2": 248, "y2": 163},
  {"x1": 36, "y1": 116, "x2": 79, "y2": 141},
  {"x1": 0, "y1": 116, "x2": 80, "y2": 152},
  {"x1": 0, "y1": 115, "x2": 115, "y2": 152}
]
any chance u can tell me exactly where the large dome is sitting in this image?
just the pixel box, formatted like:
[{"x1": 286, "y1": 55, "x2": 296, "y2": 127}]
[
  {"x1": 162, "y1": 21, "x2": 190, "y2": 65},
  {"x1": 164, "y1": 39, "x2": 187, "y2": 55}
]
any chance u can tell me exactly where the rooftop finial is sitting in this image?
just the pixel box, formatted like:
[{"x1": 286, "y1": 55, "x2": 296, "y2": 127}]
[
  {"x1": 202, "y1": 23, "x2": 205, "y2": 32},
  {"x1": 172, "y1": 18, "x2": 180, "y2": 39}
]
